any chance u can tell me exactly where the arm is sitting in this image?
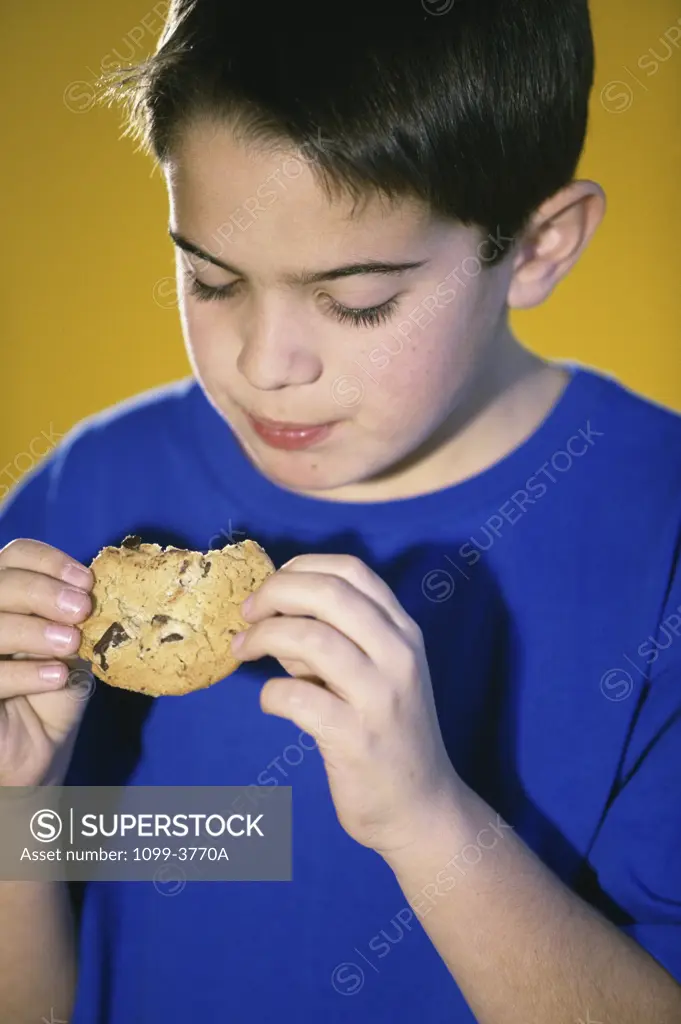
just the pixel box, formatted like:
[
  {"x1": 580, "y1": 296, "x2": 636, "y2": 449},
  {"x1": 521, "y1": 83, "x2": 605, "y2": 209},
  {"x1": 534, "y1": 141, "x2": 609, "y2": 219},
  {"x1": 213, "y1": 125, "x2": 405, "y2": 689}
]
[
  {"x1": 233, "y1": 552, "x2": 681, "y2": 1024},
  {"x1": 0, "y1": 464, "x2": 91, "y2": 1023},
  {"x1": 384, "y1": 779, "x2": 681, "y2": 1024},
  {"x1": 0, "y1": 881, "x2": 77, "y2": 1023}
]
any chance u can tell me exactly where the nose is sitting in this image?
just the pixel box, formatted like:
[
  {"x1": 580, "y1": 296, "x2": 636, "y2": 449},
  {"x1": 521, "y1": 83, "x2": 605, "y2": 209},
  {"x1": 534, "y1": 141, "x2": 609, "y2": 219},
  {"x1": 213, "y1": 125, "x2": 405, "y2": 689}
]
[{"x1": 236, "y1": 301, "x2": 323, "y2": 391}]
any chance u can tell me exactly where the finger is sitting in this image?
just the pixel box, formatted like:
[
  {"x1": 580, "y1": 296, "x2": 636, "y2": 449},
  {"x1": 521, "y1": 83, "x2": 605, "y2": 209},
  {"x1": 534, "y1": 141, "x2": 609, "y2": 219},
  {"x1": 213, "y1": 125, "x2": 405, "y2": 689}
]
[
  {"x1": 242, "y1": 570, "x2": 407, "y2": 670},
  {"x1": 276, "y1": 554, "x2": 419, "y2": 638},
  {"x1": 0, "y1": 539, "x2": 93, "y2": 590},
  {"x1": 0, "y1": 567, "x2": 92, "y2": 623},
  {"x1": 0, "y1": 612, "x2": 82, "y2": 658},
  {"x1": 234, "y1": 616, "x2": 376, "y2": 703},
  {"x1": 260, "y1": 675, "x2": 353, "y2": 750},
  {"x1": 0, "y1": 658, "x2": 69, "y2": 697}
]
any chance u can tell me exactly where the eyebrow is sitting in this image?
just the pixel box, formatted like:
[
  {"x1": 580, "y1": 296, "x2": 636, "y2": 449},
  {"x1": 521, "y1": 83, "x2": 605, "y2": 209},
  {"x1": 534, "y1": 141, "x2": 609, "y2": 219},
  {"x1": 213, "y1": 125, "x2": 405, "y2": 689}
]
[{"x1": 168, "y1": 229, "x2": 428, "y2": 285}]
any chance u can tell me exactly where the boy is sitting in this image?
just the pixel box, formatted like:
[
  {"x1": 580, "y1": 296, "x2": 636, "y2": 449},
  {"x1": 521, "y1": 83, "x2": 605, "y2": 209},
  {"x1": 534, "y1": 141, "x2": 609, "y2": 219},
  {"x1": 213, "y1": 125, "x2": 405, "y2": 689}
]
[{"x1": 1, "y1": 2, "x2": 680, "y2": 1021}]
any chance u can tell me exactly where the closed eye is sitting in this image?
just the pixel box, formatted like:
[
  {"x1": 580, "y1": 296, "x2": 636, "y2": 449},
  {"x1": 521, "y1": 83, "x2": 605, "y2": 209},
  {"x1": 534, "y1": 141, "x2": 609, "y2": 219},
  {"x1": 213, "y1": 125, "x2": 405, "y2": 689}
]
[
  {"x1": 186, "y1": 275, "x2": 239, "y2": 302},
  {"x1": 184, "y1": 270, "x2": 401, "y2": 328},
  {"x1": 324, "y1": 295, "x2": 400, "y2": 328}
]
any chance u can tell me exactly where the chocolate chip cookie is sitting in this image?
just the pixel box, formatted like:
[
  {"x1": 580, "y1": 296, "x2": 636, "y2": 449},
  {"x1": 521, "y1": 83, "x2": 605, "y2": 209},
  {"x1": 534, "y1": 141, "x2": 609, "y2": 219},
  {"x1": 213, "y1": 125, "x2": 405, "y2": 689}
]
[{"x1": 78, "y1": 535, "x2": 275, "y2": 696}]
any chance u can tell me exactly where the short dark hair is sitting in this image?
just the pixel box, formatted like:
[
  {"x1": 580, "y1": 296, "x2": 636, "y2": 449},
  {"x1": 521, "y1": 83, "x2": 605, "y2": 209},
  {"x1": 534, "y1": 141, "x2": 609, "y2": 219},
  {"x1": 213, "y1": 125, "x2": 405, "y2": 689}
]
[{"x1": 103, "y1": 1, "x2": 594, "y2": 263}]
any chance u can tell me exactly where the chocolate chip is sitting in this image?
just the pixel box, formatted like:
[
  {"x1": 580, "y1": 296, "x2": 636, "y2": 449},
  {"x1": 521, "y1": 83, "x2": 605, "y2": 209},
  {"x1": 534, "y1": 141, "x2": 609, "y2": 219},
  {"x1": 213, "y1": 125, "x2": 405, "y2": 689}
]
[
  {"x1": 151, "y1": 614, "x2": 170, "y2": 625},
  {"x1": 110, "y1": 623, "x2": 129, "y2": 647},
  {"x1": 160, "y1": 633, "x2": 184, "y2": 643},
  {"x1": 93, "y1": 621, "x2": 130, "y2": 670},
  {"x1": 200, "y1": 558, "x2": 212, "y2": 577},
  {"x1": 179, "y1": 559, "x2": 190, "y2": 574},
  {"x1": 121, "y1": 535, "x2": 142, "y2": 550}
]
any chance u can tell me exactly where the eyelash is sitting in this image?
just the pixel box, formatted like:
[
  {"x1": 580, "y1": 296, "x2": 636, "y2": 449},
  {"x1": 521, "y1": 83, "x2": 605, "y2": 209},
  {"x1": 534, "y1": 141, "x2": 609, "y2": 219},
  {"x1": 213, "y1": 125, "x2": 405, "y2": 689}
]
[{"x1": 185, "y1": 273, "x2": 400, "y2": 329}]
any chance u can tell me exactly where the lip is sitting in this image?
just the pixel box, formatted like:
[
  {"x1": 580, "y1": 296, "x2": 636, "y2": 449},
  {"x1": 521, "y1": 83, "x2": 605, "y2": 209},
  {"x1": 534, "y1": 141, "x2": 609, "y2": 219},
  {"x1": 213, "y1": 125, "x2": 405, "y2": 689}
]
[{"x1": 244, "y1": 410, "x2": 338, "y2": 450}]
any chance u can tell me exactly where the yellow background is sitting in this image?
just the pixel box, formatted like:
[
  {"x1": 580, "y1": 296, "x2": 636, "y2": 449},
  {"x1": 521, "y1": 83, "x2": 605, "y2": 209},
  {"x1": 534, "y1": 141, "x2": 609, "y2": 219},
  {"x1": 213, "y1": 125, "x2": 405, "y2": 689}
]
[{"x1": 1, "y1": 1, "x2": 680, "y2": 473}]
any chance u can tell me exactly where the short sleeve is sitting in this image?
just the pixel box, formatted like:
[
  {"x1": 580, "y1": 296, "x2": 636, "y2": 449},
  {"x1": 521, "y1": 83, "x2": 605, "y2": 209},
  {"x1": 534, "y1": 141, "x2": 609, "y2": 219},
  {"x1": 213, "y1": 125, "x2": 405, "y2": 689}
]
[
  {"x1": 0, "y1": 455, "x2": 53, "y2": 548},
  {"x1": 0, "y1": 423, "x2": 93, "y2": 550},
  {"x1": 583, "y1": 548, "x2": 681, "y2": 982}
]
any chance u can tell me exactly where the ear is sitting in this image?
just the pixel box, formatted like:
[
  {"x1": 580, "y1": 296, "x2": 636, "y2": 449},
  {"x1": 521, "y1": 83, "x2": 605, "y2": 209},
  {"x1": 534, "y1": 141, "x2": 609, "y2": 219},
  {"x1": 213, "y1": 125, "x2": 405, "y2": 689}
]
[{"x1": 507, "y1": 181, "x2": 606, "y2": 310}]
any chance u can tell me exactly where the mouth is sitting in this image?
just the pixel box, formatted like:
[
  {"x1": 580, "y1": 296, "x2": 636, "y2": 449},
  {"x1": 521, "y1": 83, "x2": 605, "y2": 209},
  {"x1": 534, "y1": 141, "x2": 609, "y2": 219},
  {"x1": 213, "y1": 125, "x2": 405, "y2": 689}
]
[{"x1": 243, "y1": 410, "x2": 340, "y2": 451}]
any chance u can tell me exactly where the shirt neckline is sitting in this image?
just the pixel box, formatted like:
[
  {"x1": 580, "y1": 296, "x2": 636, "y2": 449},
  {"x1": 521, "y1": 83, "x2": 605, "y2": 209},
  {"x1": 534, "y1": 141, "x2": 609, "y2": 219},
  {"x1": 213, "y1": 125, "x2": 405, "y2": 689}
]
[{"x1": 187, "y1": 361, "x2": 605, "y2": 532}]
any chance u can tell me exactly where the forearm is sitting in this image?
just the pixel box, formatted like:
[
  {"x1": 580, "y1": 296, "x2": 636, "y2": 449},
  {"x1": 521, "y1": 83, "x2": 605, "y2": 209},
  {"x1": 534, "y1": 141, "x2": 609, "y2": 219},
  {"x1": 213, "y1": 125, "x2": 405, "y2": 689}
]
[
  {"x1": 384, "y1": 781, "x2": 681, "y2": 1024},
  {"x1": 0, "y1": 881, "x2": 77, "y2": 1023}
]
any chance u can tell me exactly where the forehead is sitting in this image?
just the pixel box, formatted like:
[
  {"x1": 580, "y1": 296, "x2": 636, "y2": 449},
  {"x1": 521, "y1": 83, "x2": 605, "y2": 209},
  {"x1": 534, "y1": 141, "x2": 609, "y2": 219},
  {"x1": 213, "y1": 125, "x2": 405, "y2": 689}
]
[{"x1": 163, "y1": 117, "x2": 438, "y2": 268}]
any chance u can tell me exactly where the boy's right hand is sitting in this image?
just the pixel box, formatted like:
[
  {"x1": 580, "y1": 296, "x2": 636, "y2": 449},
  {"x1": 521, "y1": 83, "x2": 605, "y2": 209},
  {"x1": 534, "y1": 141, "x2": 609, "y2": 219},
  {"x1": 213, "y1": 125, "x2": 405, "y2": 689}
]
[{"x1": 0, "y1": 539, "x2": 94, "y2": 787}]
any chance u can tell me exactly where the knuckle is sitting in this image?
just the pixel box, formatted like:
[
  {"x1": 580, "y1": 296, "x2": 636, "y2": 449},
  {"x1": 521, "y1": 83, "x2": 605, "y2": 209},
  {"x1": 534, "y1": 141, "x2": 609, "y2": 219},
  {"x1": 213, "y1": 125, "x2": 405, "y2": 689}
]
[
  {"x1": 319, "y1": 575, "x2": 348, "y2": 608},
  {"x1": 23, "y1": 572, "x2": 47, "y2": 611},
  {"x1": 342, "y1": 555, "x2": 371, "y2": 586},
  {"x1": 394, "y1": 638, "x2": 421, "y2": 682},
  {"x1": 0, "y1": 614, "x2": 31, "y2": 654},
  {"x1": 31, "y1": 543, "x2": 59, "y2": 575},
  {"x1": 0, "y1": 538, "x2": 62, "y2": 578},
  {"x1": 247, "y1": 617, "x2": 280, "y2": 650},
  {"x1": 403, "y1": 616, "x2": 423, "y2": 645},
  {"x1": 294, "y1": 619, "x2": 325, "y2": 650},
  {"x1": 406, "y1": 641, "x2": 423, "y2": 675},
  {"x1": 0, "y1": 538, "x2": 27, "y2": 563},
  {"x1": 0, "y1": 659, "x2": 25, "y2": 695}
]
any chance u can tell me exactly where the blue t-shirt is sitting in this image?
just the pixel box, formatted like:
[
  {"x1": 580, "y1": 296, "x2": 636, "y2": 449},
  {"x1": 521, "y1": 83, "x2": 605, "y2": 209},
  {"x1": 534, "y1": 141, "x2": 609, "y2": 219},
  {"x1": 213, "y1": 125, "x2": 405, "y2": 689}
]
[{"x1": 1, "y1": 363, "x2": 681, "y2": 1023}]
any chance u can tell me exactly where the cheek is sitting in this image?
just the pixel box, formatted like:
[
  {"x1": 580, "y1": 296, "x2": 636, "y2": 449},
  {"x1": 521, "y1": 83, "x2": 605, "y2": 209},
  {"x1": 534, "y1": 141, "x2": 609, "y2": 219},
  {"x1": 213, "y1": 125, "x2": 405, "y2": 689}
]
[
  {"x1": 180, "y1": 301, "x2": 235, "y2": 370},
  {"x1": 356, "y1": 315, "x2": 480, "y2": 431}
]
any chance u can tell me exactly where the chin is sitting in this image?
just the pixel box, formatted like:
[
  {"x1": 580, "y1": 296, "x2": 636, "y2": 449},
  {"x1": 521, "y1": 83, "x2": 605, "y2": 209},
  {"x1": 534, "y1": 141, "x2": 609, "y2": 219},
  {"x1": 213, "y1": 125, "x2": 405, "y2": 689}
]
[
  {"x1": 254, "y1": 451, "x2": 356, "y2": 491},
  {"x1": 246, "y1": 440, "x2": 382, "y2": 493}
]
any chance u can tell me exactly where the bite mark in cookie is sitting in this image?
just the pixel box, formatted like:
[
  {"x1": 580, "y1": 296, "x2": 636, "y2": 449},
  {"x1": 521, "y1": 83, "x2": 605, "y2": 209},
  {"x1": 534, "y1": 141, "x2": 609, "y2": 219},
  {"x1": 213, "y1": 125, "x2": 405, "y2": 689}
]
[{"x1": 78, "y1": 536, "x2": 275, "y2": 696}]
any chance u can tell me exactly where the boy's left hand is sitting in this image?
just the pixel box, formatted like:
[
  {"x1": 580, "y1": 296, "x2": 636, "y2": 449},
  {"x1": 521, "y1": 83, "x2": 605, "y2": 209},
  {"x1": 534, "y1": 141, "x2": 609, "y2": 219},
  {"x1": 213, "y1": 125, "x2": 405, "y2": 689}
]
[{"x1": 232, "y1": 553, "x2": 461, "y2": 855}]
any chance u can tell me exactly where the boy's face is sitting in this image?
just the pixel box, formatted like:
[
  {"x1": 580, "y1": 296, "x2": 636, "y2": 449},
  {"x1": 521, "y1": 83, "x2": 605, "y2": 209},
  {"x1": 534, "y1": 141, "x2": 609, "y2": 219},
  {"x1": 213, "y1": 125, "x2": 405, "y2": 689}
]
[{"x1": 165, "y1": 119, "x2": 516, "y2": 497}]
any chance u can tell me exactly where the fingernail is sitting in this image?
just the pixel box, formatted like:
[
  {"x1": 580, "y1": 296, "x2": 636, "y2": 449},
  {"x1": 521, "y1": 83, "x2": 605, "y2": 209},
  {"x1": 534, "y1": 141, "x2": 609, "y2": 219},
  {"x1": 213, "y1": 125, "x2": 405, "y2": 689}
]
[
  {"x1": 44, "y1": 623, "x2": 78, "y2": 650},
  {"x1": 231, "y1": 631, "x2": 245, "y2": 653},
  {"x1": 240, "y1": 596, "x2": 253, "y2": 616},
  {"x1": 39, "y1": 664, "x2": 67, "y2": 684},
  {"x1": 61, "y1": 563, "x2": 92, "y2": 589},
  {"x1": 57, "y1": 588, "x2": 89, "y2": 615}
]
